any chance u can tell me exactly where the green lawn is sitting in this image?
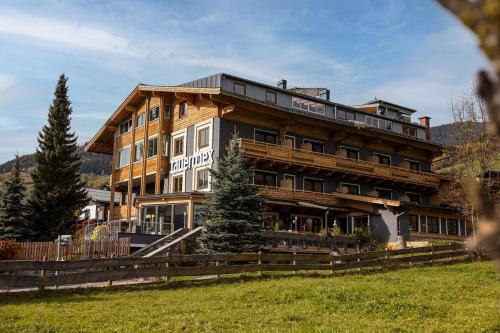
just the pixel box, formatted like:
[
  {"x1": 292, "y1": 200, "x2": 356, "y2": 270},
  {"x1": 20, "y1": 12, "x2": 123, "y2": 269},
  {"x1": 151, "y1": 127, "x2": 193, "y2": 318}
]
[{"x1": 0, "y1": 262, "x2": 499, "y2": 333}]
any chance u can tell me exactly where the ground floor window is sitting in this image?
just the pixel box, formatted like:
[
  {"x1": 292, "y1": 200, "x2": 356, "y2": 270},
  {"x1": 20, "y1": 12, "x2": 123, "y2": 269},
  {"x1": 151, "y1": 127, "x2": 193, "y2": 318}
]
[
  {"x1": 409, "y1": 214, "x2": 419, "y2": 232},
  {"x1": 193, "y1": 203, "x2": 206, "y2": 227},
  {"x1": 426, "y1": 216, "x2": 439, "y2": 233},
  {"x1": 447, "y1": 218, "x2": 458, "y2": 235},
  {"x1": 352, "y1": 215, "x2": 369, "y2": 230},
  {"x1": 140, "y1": 203, "x2": 188, "y2": 235}
]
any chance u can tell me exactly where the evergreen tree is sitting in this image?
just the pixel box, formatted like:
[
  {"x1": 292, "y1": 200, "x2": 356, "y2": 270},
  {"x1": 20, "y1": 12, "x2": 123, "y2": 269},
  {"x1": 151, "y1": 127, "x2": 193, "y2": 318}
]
[
  {"x1": 198, "y1": 133, "x2": 265, "y2": 253},
  {"x1": 29, "y1": 74, "x2": 88, "y2": 241},
  {"x1": 0, "y1": 155, "x2": 32, "y2": 241}
]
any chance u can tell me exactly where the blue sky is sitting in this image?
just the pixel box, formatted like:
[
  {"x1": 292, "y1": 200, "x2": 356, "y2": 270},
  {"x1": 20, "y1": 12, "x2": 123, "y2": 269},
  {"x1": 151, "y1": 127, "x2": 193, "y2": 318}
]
[{"x1": 0, "y1": 0, "x2": 489, "y2": 163}]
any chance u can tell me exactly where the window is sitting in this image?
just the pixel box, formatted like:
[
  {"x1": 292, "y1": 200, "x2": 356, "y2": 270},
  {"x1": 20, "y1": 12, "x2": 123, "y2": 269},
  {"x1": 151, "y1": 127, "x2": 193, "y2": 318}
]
[
  {"x1": 291, "y1": 97, "x2": 325, "y2": 115},
  {"x1": 136, "y1": 113, "x2": 144, "y2": 128},
  {"x1": 284, "y1": 174, "x2": 295, "y2": 189},
  {"x1": 353, "y1": 216, "x2": 369, "y2": 230},
  {"x1": 254, "y1": 171, "x2": 277, "y2": 187},
  {"x1": 409, "y1": 214, "x2": 419, "y2": 232},
  {"x1": 173, "y1": 175, "x2": 183, "y2": 193},
  {"x1": 197, "y1": 127, "x2": 210, "y2": 149},
  {"x1": 118, "y1": 119, "x2": 132, "y2": 135},
  {"x1": 116, "y1": 146, "x2": 130, "y2": 168},
  {"x1": 304, "y1": 178, "x2": 324, "y2": 193},
  {"x1": 447, "y1": 218, "x2": 458, "y2": 235},
  {"x1": 405, "y1": 159, "x2": 420, "y2": 171},
  {"x1": 234, "y1": 82, "x2": 246, "y2": 95},
  {"x1": 406, "y1": 192, "x2": 421, "y2": 204},
  {"x1": 149, "y1": 106, "x2": 159, "y2": 122},
  {"x1": 162, "y1": 135, "x2": 169, "y2": 156},
  {"x1": 400, "y1": 114, "x2": 411, "y2": 123},
  {"x1": 366, "y1": 116, "x2": 392, "y2": 130},
  {"x1": 147, "y1": 136, "x2": 158, "y2": 158},
  {"x1": 174, "y1": 137, "x2": 184, "y2": 156},
  {"x1": 403, "y1": 125, "x2": 417, "y2": 137},
  {"x1": 341, "y1": 146, "x2": 359, "y2": 160},
  {"x1": 179, "y1": 101, "x2": 188, "y2": 118},
  {"x1": 374, "y1": 153, "x2": 391, "y2": 166},
  {"x1": 164, "y1": 104, "x2": 171, "y2": 119},
  {"x1": 254, "y1": 130, "x2": 277, "y2": 144},
  {"x1": 336, "y1": 109, "x2": 355, "y2": 121},
  {"x1": 197, "y1": 169, "x2": 209, "y2": 190},
  {"x1": 375, "y1": 188, "x2": 392, "y2": 199},
  {"x1": 265, "y1": 90, "x2": 277, "y2": 103},
  {"x1": 427, "y1": 216, "x2": 439, "y2": 233},
  {"x1": 134, "y1": 141, "x2": 143, "y2": 162},
  {"x1": 341, "y1": 183, "x2": 360, "y2": 195},
  {"x1": 304, "y1": 139, "x2": 324, "y2": 153}
]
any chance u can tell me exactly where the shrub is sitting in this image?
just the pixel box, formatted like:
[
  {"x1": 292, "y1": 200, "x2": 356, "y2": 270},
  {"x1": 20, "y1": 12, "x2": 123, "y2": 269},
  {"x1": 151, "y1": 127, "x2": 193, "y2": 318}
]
[
  {"x1": 0, "y1": 239, "x2": 21, "y2": 260},
  {"x1": 352, "y1": 228, "x2": 374, "y2": 249}
]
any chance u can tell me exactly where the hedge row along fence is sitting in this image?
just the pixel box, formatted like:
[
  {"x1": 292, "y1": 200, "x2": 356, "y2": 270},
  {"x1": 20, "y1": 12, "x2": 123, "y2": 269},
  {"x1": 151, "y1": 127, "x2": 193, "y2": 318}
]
[{"x1": 0, "y1": 243, "x2": 468, "y2": 290}]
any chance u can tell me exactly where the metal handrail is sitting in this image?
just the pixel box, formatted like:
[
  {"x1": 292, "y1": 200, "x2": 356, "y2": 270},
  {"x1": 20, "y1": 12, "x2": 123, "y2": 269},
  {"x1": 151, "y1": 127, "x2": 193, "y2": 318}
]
[
  {"x1": 144, "y1": 226, "x2": 205, "y2": 258},
  {"x1": 130, "y1": 228, "x2": 186, "y2": 256}
]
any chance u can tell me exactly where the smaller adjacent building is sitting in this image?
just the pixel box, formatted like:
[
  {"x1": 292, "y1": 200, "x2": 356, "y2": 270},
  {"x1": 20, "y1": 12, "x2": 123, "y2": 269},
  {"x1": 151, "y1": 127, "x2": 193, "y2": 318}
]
[{"x1": 79, "y1": 188, "x2": 120, "y2": 224}]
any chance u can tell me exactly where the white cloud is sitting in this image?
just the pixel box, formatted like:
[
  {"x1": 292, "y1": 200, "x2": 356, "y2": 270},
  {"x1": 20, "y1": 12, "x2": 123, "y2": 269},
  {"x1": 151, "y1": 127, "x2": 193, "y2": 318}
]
[{"x1": 0, "y1": 10, "x2": 139, "y2": 56}]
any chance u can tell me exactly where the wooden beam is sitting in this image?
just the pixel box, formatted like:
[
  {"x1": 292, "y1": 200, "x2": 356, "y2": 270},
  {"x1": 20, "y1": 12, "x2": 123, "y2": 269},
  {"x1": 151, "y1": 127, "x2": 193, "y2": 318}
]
[{"x1": 125, "y1": 105, "x2": 137, "y2": 112}]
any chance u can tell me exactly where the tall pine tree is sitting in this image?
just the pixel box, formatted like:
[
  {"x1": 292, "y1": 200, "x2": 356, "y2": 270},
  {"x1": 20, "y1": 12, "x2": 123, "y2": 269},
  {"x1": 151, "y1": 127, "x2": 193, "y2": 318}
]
[
  {"x1": 29, "y1": 74, "x2": 87, "y2": 241},
  {"x1": 0, "y1": 155, "x2": 32, "y2": 241},
  {"x1": 198, "y1": 133, "x2": 265, "y2": 253}
]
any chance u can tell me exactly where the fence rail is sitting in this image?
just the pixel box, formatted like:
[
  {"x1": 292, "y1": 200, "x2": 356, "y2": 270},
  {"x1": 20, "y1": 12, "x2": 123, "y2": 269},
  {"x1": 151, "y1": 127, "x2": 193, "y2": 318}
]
[
  {"x1": 0, "y1": 243, "x2": 468, "y2": 290},
  {"x1": 17, "y1": 238, "x2": 130, "y2": 261}
]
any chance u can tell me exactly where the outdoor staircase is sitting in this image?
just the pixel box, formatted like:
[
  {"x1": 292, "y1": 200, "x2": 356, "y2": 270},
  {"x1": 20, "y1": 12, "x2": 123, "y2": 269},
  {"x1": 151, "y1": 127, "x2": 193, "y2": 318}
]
[{"x1": 130, "y1": 226, "x2": 205, "y2": 258}]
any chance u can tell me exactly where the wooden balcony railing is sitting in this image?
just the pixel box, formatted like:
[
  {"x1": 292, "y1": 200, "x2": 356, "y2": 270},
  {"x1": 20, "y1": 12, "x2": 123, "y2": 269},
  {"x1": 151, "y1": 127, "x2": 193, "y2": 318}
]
[
  {"x1": 258, "y1": 186, "x2": 401, "y2": 208},
  {"x1": 239, "y1": 139, "x2": 446, "y2": 189}
]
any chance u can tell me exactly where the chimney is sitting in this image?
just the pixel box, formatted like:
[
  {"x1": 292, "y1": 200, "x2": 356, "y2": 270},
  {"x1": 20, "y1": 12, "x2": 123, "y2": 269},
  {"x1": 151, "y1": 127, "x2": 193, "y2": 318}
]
[
  {"x1": 318, "y1": 88, "x2": 330, "y2": 101},
  {"x1": 419, "y1": 116, "x2": 431, "y2": 140},
  {"x1": 277, "y1": 79, "x2": 287, "y2": 89}
]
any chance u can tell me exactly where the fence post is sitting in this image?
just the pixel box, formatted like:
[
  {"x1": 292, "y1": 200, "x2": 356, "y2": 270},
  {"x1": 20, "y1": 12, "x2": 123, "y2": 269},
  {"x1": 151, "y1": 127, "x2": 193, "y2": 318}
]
[
  {"x1": 166, "y1": 251, "x2": 171, "y2": 282},
  {"x1": 357, "y1": 246, "x2": 361, "y2": 275},
  {"x1": 430, "y1": 245, "x2": 434, "y2": 265},
  {"x1": 39, "y1": 256, "x2": 46, "y2": 291},
  {"x1": 330, "y1": 252, "x2": 335, "y2": 275},
  {"x1": 293, "y1": 251, "x2": 297, "y2": 275},
  {"x1": 108, "y1": 253, "x2": 115, "y2": 287},
  {"x1": 216, "y1": 259, "x2": 220, "y2": 279},
  {"x1": 258, "y1": 251, "x2": 262, "y2": 276},
  {"x1": 384, "y1": 248, "x2": 389, "y2": 269}
]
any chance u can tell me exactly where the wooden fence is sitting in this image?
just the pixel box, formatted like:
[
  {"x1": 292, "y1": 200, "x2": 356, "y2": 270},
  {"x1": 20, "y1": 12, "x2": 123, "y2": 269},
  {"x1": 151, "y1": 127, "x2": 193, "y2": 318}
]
[
  {"x1": 17, "y1": 238, "x2": 130, "y2": 261},
  {"x1": 0, "y1": 243, "x2": 469, "y2": 290}
]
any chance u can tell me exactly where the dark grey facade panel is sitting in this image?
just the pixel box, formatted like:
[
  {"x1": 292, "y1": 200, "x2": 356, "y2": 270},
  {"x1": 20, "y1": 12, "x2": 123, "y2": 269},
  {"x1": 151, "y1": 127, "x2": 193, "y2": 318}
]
[{"x1": 179, "y1": 73, "x2": 222, "y2": 88}]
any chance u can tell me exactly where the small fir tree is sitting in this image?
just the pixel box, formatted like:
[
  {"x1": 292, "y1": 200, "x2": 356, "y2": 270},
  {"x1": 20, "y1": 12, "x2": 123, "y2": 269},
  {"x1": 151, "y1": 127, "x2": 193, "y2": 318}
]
[
  {"x1": 0, "y1": 155, "x2": 32, "y2": 241},
  {"x1": 198, "y1": 133, "x2": 265, "y2": 253},
  {"x1": 29, "y1": 74, "x2": 87, "y2": 241}
]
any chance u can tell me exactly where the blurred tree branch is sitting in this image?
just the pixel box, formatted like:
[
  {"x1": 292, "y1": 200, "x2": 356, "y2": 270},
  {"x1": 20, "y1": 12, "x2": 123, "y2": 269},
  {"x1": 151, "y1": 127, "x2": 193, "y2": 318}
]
[{"x1": 437, "y1": 0, "x2": 500, "y2": 261}]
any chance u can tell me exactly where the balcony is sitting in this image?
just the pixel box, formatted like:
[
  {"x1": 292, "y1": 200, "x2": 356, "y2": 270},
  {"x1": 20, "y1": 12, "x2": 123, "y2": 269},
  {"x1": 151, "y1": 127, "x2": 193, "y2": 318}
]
[
  {"x1": 258, "y1": 186, "x2": 401, "y2": 208},
  {"x1": 239, "y1": 139, "x2": 446, "y2": 190}
]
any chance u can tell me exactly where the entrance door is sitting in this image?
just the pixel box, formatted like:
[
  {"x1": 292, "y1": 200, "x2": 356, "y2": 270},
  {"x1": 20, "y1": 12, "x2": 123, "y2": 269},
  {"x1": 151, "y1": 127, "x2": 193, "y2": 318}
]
[{"x1": 158, "y1": 205, "x2": 172, "y2": 235}]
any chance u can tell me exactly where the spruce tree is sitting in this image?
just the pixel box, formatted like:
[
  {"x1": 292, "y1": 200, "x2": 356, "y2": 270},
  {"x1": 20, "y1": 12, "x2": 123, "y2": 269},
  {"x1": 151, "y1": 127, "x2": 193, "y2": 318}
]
[
  {"x1": 198, "y1": 133, "x2": 265, "y2": 253},
  {"x1": 29, "y1": 74, "x2": 87, "y2": 241},
  {"x1": 0, "y1": 155, "x2": 32, "y2": 241}
]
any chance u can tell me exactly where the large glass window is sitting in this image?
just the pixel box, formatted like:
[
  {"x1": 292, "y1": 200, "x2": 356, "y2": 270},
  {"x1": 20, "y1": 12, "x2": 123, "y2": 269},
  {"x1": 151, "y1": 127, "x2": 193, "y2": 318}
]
[
  {"x1": 447, "y1": 218, "x2": 458, "y2": 235},
  {"x1": 118, "y1": 119, "x2": 132, "y2": 135},
  {"x1": 409, "y1": 214, "x2": 419, "y2": 232},
  {"x1": 427, "y1": 216, "x2": 439, "y2": 233},
  {"x1": 158, "y1": 205, "x2": 172, "y2": 235},
  {"x1": 198, "y1": 127, "x2": 210, "y2": 149},
  {"x1": 304, "y1": 139, "x2": 324, "y2": 153},
  {"x1": 304, "y1": 178, "x2": 324, "y2": 193},
  {"x1": 174, "y1": 204, "x2": 188, "y2": 230},
  {"x1": 353, "y1": 215, "x2": 369, "y2": 230},
  {"x1": 254, "y1": 171, "x2": 277, "y2": 187},
  {"x1": 134, "y1": 141, "x2": 143, "y2": 162},
  {"x1": 193, "y1": 203, "x2": 206, "y2": 227},
  {"x1": 254, "y1": 130, "x2": 277, "y2": 144},
  {"x1": 116, "y1": 146, "x2": 130, "y2": 168},
  {"x1": 149, "y1": 106, "x2": 159, "y2": 122},
  {"x1": 147, "y1": 136, "x2": 158, "y2": 158}
]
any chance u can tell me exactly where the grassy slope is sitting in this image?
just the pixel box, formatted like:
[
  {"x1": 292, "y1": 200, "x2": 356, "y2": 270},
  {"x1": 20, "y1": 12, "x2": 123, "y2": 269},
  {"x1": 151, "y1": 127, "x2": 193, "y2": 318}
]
[{"x1": 0, "y1": 262, "x2": 499, "y2": 333}]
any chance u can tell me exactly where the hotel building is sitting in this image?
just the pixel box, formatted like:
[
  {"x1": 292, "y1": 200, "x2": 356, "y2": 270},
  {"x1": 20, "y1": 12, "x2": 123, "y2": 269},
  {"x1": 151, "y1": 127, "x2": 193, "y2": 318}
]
[{"x1": 85, "y1": 73, "x2": 468, "y2": 243}]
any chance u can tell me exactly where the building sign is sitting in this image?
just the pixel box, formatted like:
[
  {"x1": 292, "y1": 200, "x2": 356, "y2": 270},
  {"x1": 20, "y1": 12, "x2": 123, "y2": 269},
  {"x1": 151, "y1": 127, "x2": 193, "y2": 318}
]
[{"x1": 170, "y1": 149, "x2": 214, "y2": 174}]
